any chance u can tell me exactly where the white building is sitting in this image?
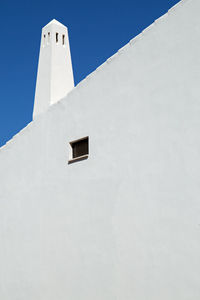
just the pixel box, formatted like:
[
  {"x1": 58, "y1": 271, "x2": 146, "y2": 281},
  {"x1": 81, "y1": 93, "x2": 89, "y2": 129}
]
[{"x1": 0, "y1": 0, "x2": 200, "y2": 299}]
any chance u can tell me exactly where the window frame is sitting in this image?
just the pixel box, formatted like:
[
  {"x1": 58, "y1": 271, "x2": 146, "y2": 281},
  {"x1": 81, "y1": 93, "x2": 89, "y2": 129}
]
[{"x1": 68, "y1": 136, "x2": 89, "y2": 164}]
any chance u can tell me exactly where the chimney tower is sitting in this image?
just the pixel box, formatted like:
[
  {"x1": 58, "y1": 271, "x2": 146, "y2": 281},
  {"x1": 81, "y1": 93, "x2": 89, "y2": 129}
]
[{"x1": 33, "y1": 19, "x2": 74, "y2": 119}]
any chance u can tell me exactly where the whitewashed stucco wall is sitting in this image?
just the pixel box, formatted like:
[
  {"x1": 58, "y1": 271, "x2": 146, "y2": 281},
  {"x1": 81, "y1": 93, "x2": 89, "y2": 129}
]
[{"x1": 0, "y1": 0, "x2": 200, "y2": 299}]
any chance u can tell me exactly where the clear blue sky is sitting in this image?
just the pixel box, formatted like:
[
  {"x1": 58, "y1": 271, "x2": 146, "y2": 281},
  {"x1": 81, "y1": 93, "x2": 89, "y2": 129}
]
[{"x1": 0, "y1": 0, "x2": 180, "y2": 147}]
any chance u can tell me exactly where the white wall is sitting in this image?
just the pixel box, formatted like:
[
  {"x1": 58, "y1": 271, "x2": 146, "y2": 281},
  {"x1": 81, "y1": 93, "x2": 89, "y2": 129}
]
[{"x1": 0, "y1": 0, "x2": 200, "y2": 299}]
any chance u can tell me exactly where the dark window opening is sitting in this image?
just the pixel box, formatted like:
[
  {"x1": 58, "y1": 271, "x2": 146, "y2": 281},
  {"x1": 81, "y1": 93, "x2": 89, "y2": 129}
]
[
  {"x1": 56, "y1": 32, "x2": 58, "y2": 43},
  {"x1": 62, "y1": 34, "x2": 65, "y2": 45},
  {"x1": 72, "y1": 137, "x2": 89, "y2": 158},
  {"x1": 69, "y1": 137, "x2": 89, "y2": 163},
  {"x1": 48, "y1": 32, "x2": 50, "y2": 43}
]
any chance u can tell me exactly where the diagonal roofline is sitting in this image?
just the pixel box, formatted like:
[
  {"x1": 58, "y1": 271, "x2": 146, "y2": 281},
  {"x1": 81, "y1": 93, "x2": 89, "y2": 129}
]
[{"x1": 0, "y1": 0, "x2": 190, "y2": 151}]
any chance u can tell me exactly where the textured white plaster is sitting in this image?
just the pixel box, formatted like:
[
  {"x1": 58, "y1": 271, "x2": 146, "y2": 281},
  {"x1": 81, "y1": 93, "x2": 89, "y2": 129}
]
[{"x1": 1, "y1": 0, "x2": 200, "y2": 299}]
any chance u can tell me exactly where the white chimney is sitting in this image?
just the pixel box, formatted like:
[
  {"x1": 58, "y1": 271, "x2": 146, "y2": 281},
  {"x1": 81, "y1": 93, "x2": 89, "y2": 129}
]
[{"x1": 33, "y1": 19, "x2": 74, "y2": 119}]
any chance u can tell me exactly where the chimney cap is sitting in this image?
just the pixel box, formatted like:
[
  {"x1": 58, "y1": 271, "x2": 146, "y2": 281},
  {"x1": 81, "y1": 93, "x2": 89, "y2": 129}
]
[{"x1": 43, "y1": 19, "x2": 67, "y2": 29}]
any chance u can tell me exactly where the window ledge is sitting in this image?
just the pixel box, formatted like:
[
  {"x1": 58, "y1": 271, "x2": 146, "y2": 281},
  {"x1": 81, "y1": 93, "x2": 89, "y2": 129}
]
[{"x1": 68, "y1": 154, "x2": 88, "y2": 164}]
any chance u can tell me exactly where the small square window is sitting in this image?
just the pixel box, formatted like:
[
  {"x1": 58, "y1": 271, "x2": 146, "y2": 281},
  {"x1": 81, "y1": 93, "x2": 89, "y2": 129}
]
[{"x1": 68, "y1": 137, "x2": 89, "y2": 164}]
